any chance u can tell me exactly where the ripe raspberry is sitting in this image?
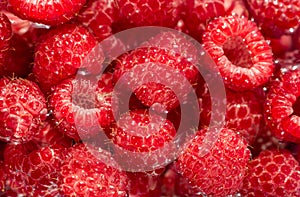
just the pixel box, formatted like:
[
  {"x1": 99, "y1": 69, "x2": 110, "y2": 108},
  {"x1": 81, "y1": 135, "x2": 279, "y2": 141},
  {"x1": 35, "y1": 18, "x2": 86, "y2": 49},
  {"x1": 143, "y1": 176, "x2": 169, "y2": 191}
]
[
  {"x1": 225, "y1": 89, "x2": 263, "y2": 144},
  {"x1": 0, "y1": 78, "x2": 47, "y2": 143},
  {"x1": 241, "y1": 149, "x2": 300, "y2": 196},
  {"x1": 264, "y1": 68, "x2": 300, "y2": 142},
  {"x1": 245, "y1": 0, "x2": 300, "y2": 37},
  {"x1": 202, "y1": 16, "x2": 274, "y2": 91},
  {"x1": 113, "y1": 47, "x2": 199, "y2": 112},
  {"x1": 77, "y1": 0, "x2": 119, "y2": 42},
  {"x1": 108, "y1": 109, "x2": 176, "y2": 152},
  {"x1": 7, "y1": 0, "x2": 86, "y2": 25},
  {"x1": 0, "y1": 12, "x2": 12, "y2": 74},
  {"x1": 60, "y1": 143, "x2": 128, "y2": 196},
  {"x1": 174, "y1": 128, "x2": 251, "y2": 196},
  {"x1": 33, "y1": 24, "x2": 103, "y2": 94},
  {"x1": 5, "y1": 144, "x2": 66, "y2": 196},
  {"x1": 184, "y1": 0, "x2": 226, "y2": 41},
  {"x1": 50, "y1": 76, "x2": 114, "y2": 141},
  {"x1": 115, "y1": 0, "x2": 183, "y2": 28}
]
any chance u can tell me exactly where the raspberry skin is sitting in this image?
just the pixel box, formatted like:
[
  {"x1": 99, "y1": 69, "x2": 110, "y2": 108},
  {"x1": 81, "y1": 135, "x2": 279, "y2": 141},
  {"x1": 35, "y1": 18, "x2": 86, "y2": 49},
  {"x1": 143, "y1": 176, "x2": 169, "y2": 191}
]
[
  {"x1": 264, "y1": 68, "x2": 300, "y2": 142},
  {"x1": 115, "y1": 0, "x2": 183, "y2": 28},
  {"x1": 0, "y1": 78, "x2": 47, "y2": 143},
  {"x1": 113, "y1": 47, "x2": 199, "y2": 112},
  {"x1": 108, "y1": 109, "x2": 176, "y2": 152},
  {"x1": 241, "y1": 149, "x2": 300, "y2": 196},
  {"x1": 174, "y1": 128, "x2": 251, "y2": 196},
  {"x1": 245, "y1": 0, "x2": 300, "y2": 37},
  {"x1": 50, "y1": 76, "x2": 114, "y2": 141},
  {"x1": 225, "y1": 88, "x2": 263, "y2": 144},
  {"x1": 0, "y1": 12, "x2": 12, "y2": 74},
  {"x1": 7, "y1": 0, "x2": 86, "y2": 25},
  {"x1": 203, "y1": 16, "x2": 274, "y2": 91},
  {"x1": 33, "y1": 24, "x2": 103, "y2": 94},
  {"x1": 184, "y1": 0, "x2": 226, "y2": 41},
  {"x1": 60, "y1": 143, "x2": 128, "y2": 197},
  {"x1": 76, "y1": 0, "x2": 119, "y2": 42},
  {"x1": 4, "y1": 144, "x2": 66, "y2": 196}
]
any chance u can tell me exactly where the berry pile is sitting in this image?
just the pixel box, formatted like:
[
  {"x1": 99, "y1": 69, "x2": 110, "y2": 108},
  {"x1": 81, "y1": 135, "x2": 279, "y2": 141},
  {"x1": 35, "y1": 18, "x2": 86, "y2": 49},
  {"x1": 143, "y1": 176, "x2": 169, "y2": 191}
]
[{"x1": 0, "y1": 0, "x2": 300, "y2": 196}]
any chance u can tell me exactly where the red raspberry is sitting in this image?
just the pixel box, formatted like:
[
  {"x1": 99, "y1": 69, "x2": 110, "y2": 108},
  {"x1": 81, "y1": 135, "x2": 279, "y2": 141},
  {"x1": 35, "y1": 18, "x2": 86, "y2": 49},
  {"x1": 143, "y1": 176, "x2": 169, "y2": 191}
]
[
  {"x1": 0, "y1": 12, "x2": 12, "y2": 74},
  {"x1": 264, "y1": 68, "x2": 300, "y2": 142},
  {"x1": 174, "y1": 128, "x2": 251, "y2": 196},
  {"x1": 225, "y1": 88, "x2": 263, "y2": 144},
  {"x1": 203, "y1": 16, "x2": 274, "y2": 91},
  {"x1": 241, "y1": 149, "x2": 300, "y2": 196},
  {"x1": 184, "y1": 0, "x2": 226, "y2": 41},
  {"x1": 7, "y1": 0, "x2": 86, "y2": 25},
  {"x1": 0, "y1": 78, "x2": 47, "y2": 143},
  {"x1": 108, "y1": 109, "x2": 176, "y2": 152},
  {"x1": 60, "y1": 143, "x2": 128, "y2": 196},
  {"x1": 245, "y1": 0, "x2": 300, "y2": 37},
  {"x1": 4, "y1": 144, "x2": 66, "y2": 196},
  {"x1": 113, "y1": 47, "x2": 199, "y2": 112},
  {"x1": 50, "y1": 76, "x2": 114, "y2": 141},
  {"x1": 77, "y1": 0, "x2": 119, "y2": 42},
  {"x1": 33, "y1": 24, "x2": 103, "y2": 94},
  {"x1": 115, "y1": 0, "x2": 183, "y2": 28}
]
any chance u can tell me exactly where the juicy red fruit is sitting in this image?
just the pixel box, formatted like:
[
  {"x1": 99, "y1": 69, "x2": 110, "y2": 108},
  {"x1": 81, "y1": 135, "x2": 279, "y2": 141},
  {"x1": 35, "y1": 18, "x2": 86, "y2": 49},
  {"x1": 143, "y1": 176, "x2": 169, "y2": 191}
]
[
  {"x1": 175, "y1": 128, "x2": 251, "y2": 196},
  {"x1": 241, "y1": 149, "x2": 300, "y2": 196},
  {"x1": 60, "y1": 143, "x2": 128, "y2": 196},
  {"x1": 115, "y1": 0, "x2": 183, "y2": 28},
  {"x1": 0, "y1": 78, "x2": 47, "y2": 143},
  {"x1": 33, "y1": 24, "x2": 103, "y2": 94},
  {"x1": 203, "y1": 15, "x2": 274, "y2": 91},
  {"x1": 264, "y1": 68, "x2": 300, "y2": 142},
  {"x1": 7, "y1": 0, "x2": 86, "y2": 25},
  {"x1": 246, "y1": 0, "x2": 300, "y2": 37}
]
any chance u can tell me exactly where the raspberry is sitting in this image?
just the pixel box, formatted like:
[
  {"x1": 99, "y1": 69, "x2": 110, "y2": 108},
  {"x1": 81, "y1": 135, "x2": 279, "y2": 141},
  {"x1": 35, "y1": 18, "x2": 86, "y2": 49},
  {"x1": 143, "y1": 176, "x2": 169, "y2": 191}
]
[
  {"x1": 174, "y1": 128, "x2": 251, "y2": 196},
  {"x1": 203, "y1": 15, "x2": 274, "y2": 91},
  {"x1": 4, "y1": 144, "x2": 66, "y2": 196},
  {"x1": 264, "y1": 68, "x2": 300, "y2": 142},
  {"x1": 50, "y1": 76, "x2": 114, "y2": 141},
  {"x1": 113, "y1": 47, "x2": 199, "y2": 112},
  {"x1": 33, "y1": 24, "x2": 103, "y2": 94},
  {"x1": 0, "y1": 12, "x2": 12, "y2": 74},
  {"x1": 115, "y1": 0, "x2": 183, "y2": 28},
  {"x1": 241, "y1": 149, "x2": 300, "y2": 196},
  {"x1": 184, "y1": 0, "x2": 226, "y2": 41},
  {"x1": 77, "y1": 0, "x2": 119, "y2": 42},
  {"x1": 245, "y1": 0, "x2": 300, "y2": 37},
  {"x1": 108, "y1": 109, "x2": 176, "y2": 152},
  {"x1": 60, "y1": 143, "x2": 128, "y2": 196},
  {"x1": 0, "y1": 77, "x2": 47, "y2": 143},
  {"x1": 225, "y1": 88, "x2": 263, "y2": 144},
  {"x1": 7, "y1": 0, "x2": 86, "y2": 25}
]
